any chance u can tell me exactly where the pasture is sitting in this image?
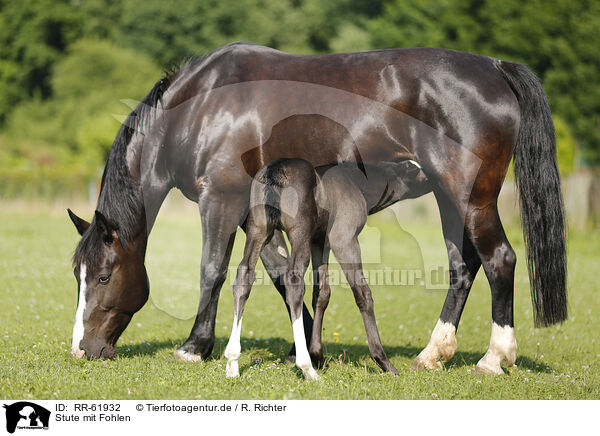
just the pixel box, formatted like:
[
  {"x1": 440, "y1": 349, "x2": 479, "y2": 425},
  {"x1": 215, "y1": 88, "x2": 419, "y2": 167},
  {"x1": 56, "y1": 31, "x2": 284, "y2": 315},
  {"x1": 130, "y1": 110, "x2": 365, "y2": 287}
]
[{"x1": 1, "y1": 198, "x2": 598, "y2": 400}]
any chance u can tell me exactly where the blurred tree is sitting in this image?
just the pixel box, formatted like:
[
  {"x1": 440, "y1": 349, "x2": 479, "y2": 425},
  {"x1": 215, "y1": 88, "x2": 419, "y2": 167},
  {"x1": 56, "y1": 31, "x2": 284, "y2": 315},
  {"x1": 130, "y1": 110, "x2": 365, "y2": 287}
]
[
  {"x1": 1, "y1": 0, "x2": 598, "y2": 181},
  {"x1": 554, "y1": 117, "x2": 577, "y2": 176},
  {"x1": 5, "y1": 39, "x2": 160, "y2": 167},
  {"x1": 0, "y1": 0, "x2": 84, "y2": 123},
  {"x1": 366, "y1": 0, "x2": 600, "y2": 164}
]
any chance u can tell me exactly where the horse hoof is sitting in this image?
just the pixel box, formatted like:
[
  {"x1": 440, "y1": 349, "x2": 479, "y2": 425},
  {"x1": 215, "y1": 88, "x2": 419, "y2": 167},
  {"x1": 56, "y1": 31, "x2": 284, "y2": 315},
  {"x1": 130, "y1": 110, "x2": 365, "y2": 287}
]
[
  {"x1": 410, "y1": 357, "x2": 442, "y2": 371},
  {"x1": 387, "y1": 364, "x2": 400, "y2": 375},
  {"x1": 310, "y1": 353, "x2": 325, "y2": 369},
  {"x1": 475, "y1": 362, "x2": 505, "y2": 375},
  {"x1": 305, "y1": 369, "x2": 321, "y2": 381},
  {"x1": 174, "y1": 349, "x2": 202, "y2": 362},
  {"x1": 225, "y1": 367, "x2": 240, "y2": 378}
]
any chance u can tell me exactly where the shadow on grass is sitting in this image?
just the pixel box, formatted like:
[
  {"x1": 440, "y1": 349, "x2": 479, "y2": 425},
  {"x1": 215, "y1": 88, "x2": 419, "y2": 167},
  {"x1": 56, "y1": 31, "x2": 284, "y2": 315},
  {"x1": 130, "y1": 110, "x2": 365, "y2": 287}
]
[
  {"x1": 116, "y1": 336, "x2": 552, "y2": 374},
  {"x1": 216, "y1": 337, "x2": 552, "y2": 374},
  {"x1": 115, "y1": 339, "x2": 179, "y2": 358}
]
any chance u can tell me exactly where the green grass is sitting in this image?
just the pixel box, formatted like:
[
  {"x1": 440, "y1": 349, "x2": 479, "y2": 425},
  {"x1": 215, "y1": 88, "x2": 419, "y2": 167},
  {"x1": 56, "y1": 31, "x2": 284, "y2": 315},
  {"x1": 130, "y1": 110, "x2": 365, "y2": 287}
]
[{"x1": 1, "y1": 201, "x2": 599, "y2": 399}]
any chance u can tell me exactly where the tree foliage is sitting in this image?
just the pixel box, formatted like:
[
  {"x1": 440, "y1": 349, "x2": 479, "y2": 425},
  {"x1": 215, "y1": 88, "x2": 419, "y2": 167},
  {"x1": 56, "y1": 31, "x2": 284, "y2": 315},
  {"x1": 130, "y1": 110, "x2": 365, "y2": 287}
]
[{"x1": 0, "y1": 0, "x2": 598, "y2": 196}]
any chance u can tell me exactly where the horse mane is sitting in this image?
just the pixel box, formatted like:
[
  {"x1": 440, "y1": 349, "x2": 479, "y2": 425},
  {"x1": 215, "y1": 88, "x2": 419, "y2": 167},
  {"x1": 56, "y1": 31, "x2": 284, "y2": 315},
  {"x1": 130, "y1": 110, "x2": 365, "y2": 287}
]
[
  {"x1": 74, "y1": 42, "x2": 259, "y2": 266},
  {"x1": 73, "y1": 67, "x2": 180, "y2": 267}
]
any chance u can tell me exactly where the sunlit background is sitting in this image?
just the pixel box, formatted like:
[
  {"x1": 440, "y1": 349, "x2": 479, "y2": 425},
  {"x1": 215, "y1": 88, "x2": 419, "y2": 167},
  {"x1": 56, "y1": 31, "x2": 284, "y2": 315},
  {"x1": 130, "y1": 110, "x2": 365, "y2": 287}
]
[{"x1": 1, "y1": 0, "x2": 599, "y2": 399}]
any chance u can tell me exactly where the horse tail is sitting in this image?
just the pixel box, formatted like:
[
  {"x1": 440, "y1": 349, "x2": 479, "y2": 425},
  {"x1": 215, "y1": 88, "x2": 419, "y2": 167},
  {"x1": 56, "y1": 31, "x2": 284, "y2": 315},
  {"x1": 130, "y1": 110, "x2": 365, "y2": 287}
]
[
  {"x1": 258, "y1": 159, "x2": 288, "y2": 229},
  {"x1": 496, "y1": 59, "x2": 567, "y2": 327}
]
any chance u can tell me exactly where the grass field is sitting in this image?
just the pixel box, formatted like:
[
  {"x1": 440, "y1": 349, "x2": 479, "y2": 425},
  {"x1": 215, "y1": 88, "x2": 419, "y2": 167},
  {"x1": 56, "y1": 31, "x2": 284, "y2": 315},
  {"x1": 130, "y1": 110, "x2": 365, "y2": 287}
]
[{"x1": 1, "y1": 199, "x2": 599, "y2": 400}]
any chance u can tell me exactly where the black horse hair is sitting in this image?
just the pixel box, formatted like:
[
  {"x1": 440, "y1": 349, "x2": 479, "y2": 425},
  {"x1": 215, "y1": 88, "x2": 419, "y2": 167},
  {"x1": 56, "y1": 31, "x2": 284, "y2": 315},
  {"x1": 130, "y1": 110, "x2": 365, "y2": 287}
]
[
  {"x1": 74, "y1": 68, "x2": 178, "y2": 267},
  {"x1": 496, "y1": 59, "x2": 568, "y2": 326},
  {"x1": 73, "y1": 43, "x2": 261, "y2": 267}
]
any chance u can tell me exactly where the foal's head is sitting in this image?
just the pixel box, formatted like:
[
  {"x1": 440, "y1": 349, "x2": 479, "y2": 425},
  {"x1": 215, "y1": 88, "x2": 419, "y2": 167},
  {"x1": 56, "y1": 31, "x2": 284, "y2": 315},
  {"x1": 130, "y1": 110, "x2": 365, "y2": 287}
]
[{"x1": 68, "y1": 209, "x2": 149, "y2": 359}]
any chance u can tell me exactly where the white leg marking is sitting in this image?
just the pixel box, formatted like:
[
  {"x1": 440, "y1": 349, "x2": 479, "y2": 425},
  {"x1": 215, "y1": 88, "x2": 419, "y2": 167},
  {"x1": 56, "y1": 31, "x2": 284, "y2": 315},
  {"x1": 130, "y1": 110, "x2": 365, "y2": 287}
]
[
  {"x1": 224, "y1": 315, "x2": 243, "y2": 378},
  {"x1": 476, "y1": 322, "x2": 517, "y2": 375},
  {"x1": 292, "y1": 315, "x2": 320, "y2": 381},
  {"x1": 71, "y1": 264, "x2": 87, "y2": 359},
  {"x1": 412, "y1": 319, "x2": 457, "y2": 370},
  {"x1": 173, "y1": 349, "x2": 203, "y2": 362},
  {"x1": 408, "y1": 159, "x2": 423, "y2": 169}
]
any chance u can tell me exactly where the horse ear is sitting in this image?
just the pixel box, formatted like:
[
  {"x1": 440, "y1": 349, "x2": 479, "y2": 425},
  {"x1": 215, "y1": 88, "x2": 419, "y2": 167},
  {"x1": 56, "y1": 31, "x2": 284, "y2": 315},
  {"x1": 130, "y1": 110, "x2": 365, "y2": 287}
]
[
  {"x1": 94, "y1": 210, "x2": 117, "y2": 244},
  {"x1": 67, "y1": 209, "x2": 90, "y2": 236}
]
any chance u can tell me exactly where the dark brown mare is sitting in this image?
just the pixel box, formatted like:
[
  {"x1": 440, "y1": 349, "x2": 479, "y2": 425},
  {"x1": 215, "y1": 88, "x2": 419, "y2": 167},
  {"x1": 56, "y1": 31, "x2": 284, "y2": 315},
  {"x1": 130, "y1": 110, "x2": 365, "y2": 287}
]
[{"x1": 68, "y1": 42, "x2": 566, "y2": 375}]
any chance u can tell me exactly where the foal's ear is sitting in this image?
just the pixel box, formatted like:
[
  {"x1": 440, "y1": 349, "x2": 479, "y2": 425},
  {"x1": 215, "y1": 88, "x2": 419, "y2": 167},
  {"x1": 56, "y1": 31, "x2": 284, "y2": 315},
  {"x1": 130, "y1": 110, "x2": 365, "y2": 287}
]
[
  {"x1": 94, "y1": 210, "x2": 117, "y2": 244},
  {"x1": 67, "y1": 209, "x2": 90, "y2": 236}
]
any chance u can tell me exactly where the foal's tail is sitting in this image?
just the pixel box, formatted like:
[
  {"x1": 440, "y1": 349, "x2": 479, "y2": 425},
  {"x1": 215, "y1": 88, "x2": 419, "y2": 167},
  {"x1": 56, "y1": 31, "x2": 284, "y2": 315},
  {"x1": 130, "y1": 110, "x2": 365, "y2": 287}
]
[
  {"x1": 496, "y1": 60, "x2": 567, "y2": 327},
  {"x1": 258, "y1": 159, "x2": 288, "y2": 229}
]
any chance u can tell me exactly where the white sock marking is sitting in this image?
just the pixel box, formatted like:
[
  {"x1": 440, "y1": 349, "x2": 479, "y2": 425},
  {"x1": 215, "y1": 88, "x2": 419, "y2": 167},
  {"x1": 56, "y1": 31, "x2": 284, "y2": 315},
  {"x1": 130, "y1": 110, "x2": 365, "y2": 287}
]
[
  {"x1": 292, "y1": 315, "x2": 320, "y2": 381},
  {"x1": 225, "y1": 315, "x2": 243, "y2": 378},
  {"x1": 477, "y1": 322, "x2": 517, "y2": 374},
  {"x1": 414, "y1": 319, "x2": 457, "y2": 369},
  {"x1": 72, "y1": 264, "x2": 87, "y2": 358}
]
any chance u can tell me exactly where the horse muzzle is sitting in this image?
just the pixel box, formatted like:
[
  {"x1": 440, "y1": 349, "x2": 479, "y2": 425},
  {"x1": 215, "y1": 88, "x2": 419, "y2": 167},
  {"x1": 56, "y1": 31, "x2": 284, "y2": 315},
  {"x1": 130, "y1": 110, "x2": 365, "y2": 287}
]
[{"x1": 76, "y1": 337, "x2": 116, "y2": 359}]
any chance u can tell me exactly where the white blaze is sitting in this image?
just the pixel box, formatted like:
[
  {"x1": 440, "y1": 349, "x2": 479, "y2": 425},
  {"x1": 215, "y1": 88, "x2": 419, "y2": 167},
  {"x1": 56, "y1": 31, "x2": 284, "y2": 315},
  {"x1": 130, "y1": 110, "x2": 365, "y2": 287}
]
[{"x1": 71, "y1": 264, "x2": 87, "y2": 358}]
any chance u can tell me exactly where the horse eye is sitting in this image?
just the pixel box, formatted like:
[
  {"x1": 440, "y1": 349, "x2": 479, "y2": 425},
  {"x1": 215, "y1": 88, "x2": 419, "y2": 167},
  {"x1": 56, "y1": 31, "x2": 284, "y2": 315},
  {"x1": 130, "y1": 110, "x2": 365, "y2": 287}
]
[{"x1": 98, "y1": 275, "x2": 111, "y2": 285}]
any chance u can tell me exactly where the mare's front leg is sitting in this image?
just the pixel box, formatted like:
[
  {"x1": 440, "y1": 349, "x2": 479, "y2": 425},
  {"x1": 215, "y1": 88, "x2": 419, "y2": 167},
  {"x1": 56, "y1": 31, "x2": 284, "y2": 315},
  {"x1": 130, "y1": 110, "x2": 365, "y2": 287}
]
[
  {"x1": 329, "y1": 229, "x2": 399, "y2": 374},
  {"x1": 175, "y1": 191, "x2": 246, "y2": 361},
  {"x1": 286, "y1": 229, "x2": 320, "y2": 381},
  {"x1": 309, "y1": 237, "x2": 331, "y2": 368}
]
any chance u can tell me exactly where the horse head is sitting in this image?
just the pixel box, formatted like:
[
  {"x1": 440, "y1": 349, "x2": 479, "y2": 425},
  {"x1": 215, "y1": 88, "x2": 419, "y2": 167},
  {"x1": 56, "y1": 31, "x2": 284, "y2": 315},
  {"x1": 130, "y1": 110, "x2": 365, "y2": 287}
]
[{"x1": 67, "y1": 209, "x2": 149, "y2": 359}]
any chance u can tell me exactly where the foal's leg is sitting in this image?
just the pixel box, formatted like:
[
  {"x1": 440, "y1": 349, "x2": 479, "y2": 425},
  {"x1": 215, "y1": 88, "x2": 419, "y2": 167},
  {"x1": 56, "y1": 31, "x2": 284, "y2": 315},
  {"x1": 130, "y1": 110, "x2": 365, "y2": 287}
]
[
  {"x1": 258, "y1": 230, "x2": 314, "y2": 357},
  {"x1": 412, "y1": 190, "x2": 482, "y2": 370},
  {"x1": 309, "y1": 238, "x2": 331, "y2": 368},
  {"x1": 224, "y1": 227, "x2": 268, "y2": 378},
  {"x1": 175, "y1": 192, "x2": 245, "y2": 361},
  {"x1": 330, "y1": 232, "x2": 399, "y2": 374},
  {"x1": 285, "y1": 229, "x2": 320, "y2": 381}
]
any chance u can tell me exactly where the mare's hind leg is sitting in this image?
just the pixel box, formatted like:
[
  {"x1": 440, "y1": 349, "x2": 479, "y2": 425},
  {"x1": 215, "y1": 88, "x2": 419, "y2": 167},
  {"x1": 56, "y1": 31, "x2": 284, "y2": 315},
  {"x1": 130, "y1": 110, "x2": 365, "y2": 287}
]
[
  {"x1": 329, "y1": 231, "x2": 399, "y2": 374},
  {"x1": 309, "y1": 237, "x2": 331, "y2": 368},
  {"x1": 412, "y1": 189, "x2": 482, "y2": 370},
  {"x1": 466, "y1": 206, "x2": 517, "y2": 374},
  {"x1": 224, "y1": 226, "x2": 269, "y2": 378},
  {"x1": 437, "y1": 178, "x2": 516, "y2": 374},
  {"x1": 285, "y1": 229, "x2": 320, "y2": 381}
]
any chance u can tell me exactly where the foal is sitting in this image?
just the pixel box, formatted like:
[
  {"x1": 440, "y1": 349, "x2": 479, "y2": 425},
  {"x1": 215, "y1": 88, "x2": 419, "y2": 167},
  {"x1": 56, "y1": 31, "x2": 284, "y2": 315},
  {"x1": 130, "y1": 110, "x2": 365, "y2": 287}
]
[{"x1": 224, "y1": 158, "x2": 430, "y2": 380}]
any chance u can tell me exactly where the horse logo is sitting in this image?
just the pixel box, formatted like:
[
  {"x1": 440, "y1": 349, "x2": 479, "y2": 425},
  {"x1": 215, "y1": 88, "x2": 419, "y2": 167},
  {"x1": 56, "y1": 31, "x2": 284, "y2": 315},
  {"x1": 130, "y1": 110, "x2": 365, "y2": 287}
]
[{"x1": 2, "y1": 402, "x2": 50, "y2": 433}]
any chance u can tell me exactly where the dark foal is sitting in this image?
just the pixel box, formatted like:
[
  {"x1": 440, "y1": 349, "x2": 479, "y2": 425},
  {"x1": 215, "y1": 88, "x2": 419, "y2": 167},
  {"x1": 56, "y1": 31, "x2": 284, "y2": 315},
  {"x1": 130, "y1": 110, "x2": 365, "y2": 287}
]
[{"x1": 224, "y1": 158, "x2": 430, "y2": 379}]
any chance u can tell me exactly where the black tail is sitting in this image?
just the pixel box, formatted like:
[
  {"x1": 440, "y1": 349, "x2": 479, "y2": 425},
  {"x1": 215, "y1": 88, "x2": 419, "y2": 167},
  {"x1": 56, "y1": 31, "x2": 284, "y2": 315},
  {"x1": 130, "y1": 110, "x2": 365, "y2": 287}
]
[
  {"x1": 496, "y1": 60, "x2": 567, "y2": 327},
  {"x1": 259, "y1": 159, "x2": 288, "y2": 229}
]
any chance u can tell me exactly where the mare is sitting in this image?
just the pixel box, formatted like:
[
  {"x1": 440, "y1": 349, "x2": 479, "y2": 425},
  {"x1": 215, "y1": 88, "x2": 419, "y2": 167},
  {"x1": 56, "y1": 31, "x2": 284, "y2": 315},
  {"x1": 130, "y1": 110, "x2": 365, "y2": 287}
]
[{"x1": 68, "y1": 42, "x2": 566, "y2": 375}]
